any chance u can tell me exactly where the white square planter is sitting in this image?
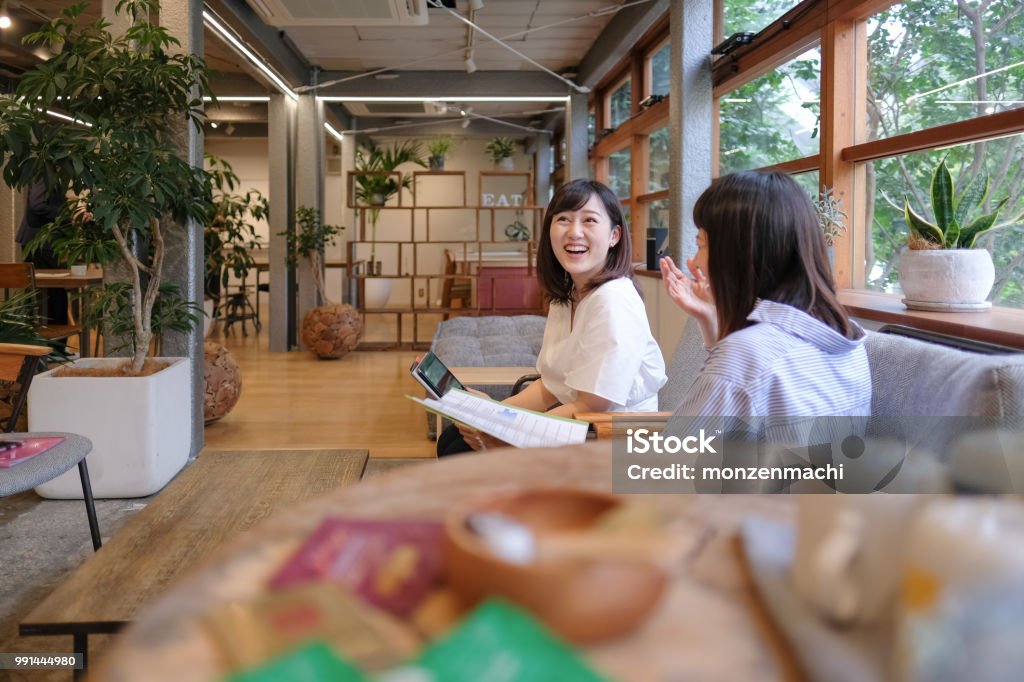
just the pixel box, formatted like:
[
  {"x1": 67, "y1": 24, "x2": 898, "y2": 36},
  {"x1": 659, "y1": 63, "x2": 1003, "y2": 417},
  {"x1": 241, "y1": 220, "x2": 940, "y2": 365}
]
[{"x1": 29, "y1": 357, "x2": 191, "y2": 499}]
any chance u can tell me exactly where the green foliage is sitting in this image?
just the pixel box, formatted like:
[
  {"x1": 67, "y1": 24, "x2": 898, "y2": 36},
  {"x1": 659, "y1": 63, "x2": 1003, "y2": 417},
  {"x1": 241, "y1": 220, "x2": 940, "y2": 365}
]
[
  {"x1": 25, "y1": 205, "x2": 120, "y2": 267},
  {"x1": 427, "y1": 135, "x2": 454, "y2": 158},
  {"x1": 0, "y1": 290, "x2": 68, "y2": 362},
  {"x1": 0, "y1": 0, "x2": 215, "y2": 372},
  {"x1": 87, "y1": 282, "x2": 201, "y2": 357},
  {"x1": 204, "y1": 155, "x2": 268, "y2": 296},
  {"x1": 903, "y1": 159, "x2": 1013, "y2": 249},
  {"x1": 281, "y1": 207, "x2": 344, "y2": 268},
  {"x1": 280, "y1": 207, "x2": 344, "y2": 305},
  {"x1": 353, "y1": 140, "x2": 425, "y2": 207},
  {"x1": 485, "y1": 137, "x2": 515, "y2": 163}
]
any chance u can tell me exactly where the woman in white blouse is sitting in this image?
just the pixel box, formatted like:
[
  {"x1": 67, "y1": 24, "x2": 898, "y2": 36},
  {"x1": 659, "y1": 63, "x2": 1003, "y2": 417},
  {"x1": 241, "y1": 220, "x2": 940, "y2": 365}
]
[{"x1": 438, "y1": 179, "x2": 666, "y2": 456}]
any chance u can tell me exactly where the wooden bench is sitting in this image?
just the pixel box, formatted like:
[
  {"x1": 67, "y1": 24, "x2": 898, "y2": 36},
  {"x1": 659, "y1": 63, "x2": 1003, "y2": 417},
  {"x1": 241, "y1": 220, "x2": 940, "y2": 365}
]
[{"x1": 19, "y1": 448, "x2": 368, "y2": 678}]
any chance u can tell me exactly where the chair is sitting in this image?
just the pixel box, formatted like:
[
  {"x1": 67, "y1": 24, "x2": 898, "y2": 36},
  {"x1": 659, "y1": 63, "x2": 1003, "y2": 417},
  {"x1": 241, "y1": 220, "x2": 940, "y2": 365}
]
[
  {"x1": 0, "y1": 263, "x2": 85, "y2": 352},
  {"x1": 441, "y1": 249, "x2": 473, "y2": 320},
  {"x1": 0, "y1": 343, "x2": 101, "y2": 550}
]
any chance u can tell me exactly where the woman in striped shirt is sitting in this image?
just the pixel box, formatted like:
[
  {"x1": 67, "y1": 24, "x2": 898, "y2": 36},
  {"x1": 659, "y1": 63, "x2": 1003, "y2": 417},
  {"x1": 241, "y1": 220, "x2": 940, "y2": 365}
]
[{"x1": 660, "y1": 170, "x2": 871, "y2": 420}]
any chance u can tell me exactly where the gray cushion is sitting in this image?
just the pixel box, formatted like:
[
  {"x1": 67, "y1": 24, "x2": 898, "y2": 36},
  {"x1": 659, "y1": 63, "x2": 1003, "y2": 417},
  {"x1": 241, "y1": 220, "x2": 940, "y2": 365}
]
[
  {"x1": 659, "y1": 316, "x2": 707, "y2": 412},
  {"x1": 865, "y1": 332, "x2": 1024, "y2": 417},
  {"x1": 0, "y1": 432, "x2": 93, "y2": 496},
  {"x1": 432, "y1": 315, "x2": 546, "y2": 369}
]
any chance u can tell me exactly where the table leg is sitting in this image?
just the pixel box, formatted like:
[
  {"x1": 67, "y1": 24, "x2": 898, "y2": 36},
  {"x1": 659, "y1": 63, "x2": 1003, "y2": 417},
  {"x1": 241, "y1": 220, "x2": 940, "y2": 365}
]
[{"x1": 73, "y1": 632, "x2": 88, "y2": 681}]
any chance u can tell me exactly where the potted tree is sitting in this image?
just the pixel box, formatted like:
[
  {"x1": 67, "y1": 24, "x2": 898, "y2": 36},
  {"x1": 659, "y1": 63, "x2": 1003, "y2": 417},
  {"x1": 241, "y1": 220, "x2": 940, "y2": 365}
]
[
  {"x1": 353, "y1": 141, "x2": 425, "y2": 307},
  {"x1": 427, "y1": 135, "x2": 454, "y2": 170},
  {"x1": 486, "y1": 136, "x2": 516, "y2": 170},
  {"x1": 900, "y1": 158, "x2": 1018, "y2": 311},
  {"x1": 0, "y1": 0, "x2": 214, "y2": 497},
  {"x1": 283, "y1": 207, "x2": 362, "y2": 359}
]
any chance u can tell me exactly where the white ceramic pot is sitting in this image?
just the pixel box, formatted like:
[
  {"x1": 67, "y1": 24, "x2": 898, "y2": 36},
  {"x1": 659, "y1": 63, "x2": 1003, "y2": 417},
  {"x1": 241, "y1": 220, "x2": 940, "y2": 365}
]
[
  {"x1": 364, "y1": 277, "x2": 392, "y2": 309},
  {"x1": 898, "y1": 248, "x2": 995, "y2": 311},
  {"x1": 497, "y1": 157, "x2": 514, "y2": 171},
  {"x1": 30, "y1": 357, "x2": 191, "y2": 498}
]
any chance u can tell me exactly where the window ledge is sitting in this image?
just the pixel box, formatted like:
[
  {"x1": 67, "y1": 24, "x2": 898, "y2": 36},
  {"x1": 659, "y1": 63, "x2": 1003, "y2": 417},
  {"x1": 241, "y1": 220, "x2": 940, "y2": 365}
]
[{"x1": 839, "y1": 289, "x2": 1024, "y2": 350}]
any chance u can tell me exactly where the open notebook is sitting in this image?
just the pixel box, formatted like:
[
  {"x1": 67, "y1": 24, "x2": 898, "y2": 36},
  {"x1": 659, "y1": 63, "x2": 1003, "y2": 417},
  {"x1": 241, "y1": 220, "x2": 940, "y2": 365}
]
[{"x1": 409, "y1": 389, "x2": 588, "y2": 449}]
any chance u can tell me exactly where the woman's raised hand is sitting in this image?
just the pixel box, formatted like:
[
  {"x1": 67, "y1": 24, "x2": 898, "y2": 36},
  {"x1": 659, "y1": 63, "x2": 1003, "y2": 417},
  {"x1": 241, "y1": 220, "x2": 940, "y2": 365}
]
[{"x1": 660, "y1": 256, "x2": 714, "y2": 319}]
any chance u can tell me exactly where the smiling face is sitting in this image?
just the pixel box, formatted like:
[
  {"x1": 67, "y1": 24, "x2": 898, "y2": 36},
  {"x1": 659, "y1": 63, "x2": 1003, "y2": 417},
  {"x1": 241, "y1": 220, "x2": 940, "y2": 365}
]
[{"x1": 549, "y1": 192, "x2": 622, "y2": 293}]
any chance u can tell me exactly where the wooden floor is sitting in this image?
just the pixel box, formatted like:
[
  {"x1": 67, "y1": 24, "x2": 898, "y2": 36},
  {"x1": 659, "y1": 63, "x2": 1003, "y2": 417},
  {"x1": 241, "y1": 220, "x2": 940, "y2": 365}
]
[{"x1": 204, "y1": 325, "x2": 436, "y2": 459}]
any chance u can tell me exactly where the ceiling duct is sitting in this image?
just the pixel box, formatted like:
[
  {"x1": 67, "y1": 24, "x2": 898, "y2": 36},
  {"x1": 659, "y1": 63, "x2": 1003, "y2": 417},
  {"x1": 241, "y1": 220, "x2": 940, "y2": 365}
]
[{"x1": 245, "y1": 0, "x2": 428, "y2": 27}]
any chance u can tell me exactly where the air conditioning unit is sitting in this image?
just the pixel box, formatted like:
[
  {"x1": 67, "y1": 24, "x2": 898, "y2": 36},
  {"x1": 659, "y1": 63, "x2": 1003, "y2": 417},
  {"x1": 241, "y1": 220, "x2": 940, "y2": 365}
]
[{"x1": 245, "y1": 0, "x2": 428, "y2": 27}]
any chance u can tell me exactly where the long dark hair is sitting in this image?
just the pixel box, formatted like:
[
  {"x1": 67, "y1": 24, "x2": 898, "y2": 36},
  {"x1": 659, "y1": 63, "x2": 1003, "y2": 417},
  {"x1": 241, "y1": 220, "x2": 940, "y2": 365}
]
[
  {"x1": 693, "y1": 170, "x2": 853, "y2": 339},
  {"x1": 537, "y1": 179, "x2": 634, "y2": 303}
]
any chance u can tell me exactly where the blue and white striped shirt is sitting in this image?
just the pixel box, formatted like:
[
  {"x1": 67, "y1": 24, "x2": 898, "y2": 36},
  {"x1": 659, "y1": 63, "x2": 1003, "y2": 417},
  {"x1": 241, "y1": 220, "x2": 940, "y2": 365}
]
[{"x1": 675, "y1": 299, "x2": 871, "y2": 419}]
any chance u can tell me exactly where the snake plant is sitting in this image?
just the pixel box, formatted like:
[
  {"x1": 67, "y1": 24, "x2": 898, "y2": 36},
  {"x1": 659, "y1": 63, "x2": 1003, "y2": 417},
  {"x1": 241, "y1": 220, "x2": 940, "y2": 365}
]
[{"x1": 904, "y1": 159, "x2": 1015, "y2": 249}]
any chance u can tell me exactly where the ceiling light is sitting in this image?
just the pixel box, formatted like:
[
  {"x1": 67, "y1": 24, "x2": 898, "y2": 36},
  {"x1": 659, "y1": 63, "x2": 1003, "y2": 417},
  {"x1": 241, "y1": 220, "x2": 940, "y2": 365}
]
[
  {"x1": 210, "y1": 121, "x2": 219, "y2": 128},
  {"x1": 203, "y1": 96, "x2": 271, "y2": 102},
  {"x1": 324, "y1": 122, "x2": 344, "y2": 143},
  {"x1": 469, "y1": 0, "x2": 484, "y2": 10},
  {"x1": 0, "y1": 1, "x2": 11, "y2": 29},
  {"x1": 203, "y1": 10, "x2": 297, "y2": 101},
  {"x1": 318, "y1": 96, "x2": 567, "y2": 103},
  {"x1": 464, "y1": 55, "x2": 477, "y2": 74}
]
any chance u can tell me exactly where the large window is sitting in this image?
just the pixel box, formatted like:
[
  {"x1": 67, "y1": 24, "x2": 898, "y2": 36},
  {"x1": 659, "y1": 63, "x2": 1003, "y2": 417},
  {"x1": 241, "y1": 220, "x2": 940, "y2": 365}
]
[
  {"x1": 723, "y1": 0, "x2": 802, "y2": 38},
  {"x1": 648, "y1": 126, "x2": 670, "y2": 192},
  {"x1": 608, "y1": 148, "x2": 631, "y2": 198},
  {"x1": 718, "y1": 46, "x2": 821, "y2": 173},
  {"x1": 608, "y1": 77, "x2": 633, "y2": 129},
  {"x1": 866, "y1": 0, "x2": 1024, "y2": 140},
  {"x1": 862, "y1": 134, "x2": 1024, "y2": 308},
  {"x1": 648, "y1": 41, "x2": 670, "y2": 97}
]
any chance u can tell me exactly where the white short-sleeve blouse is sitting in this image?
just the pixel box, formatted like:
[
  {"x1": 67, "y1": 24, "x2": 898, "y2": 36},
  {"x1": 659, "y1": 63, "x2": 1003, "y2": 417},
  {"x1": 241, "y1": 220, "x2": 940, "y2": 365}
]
[{"x1": 537, "y1": 277, "x2": 666, "y2": 411}]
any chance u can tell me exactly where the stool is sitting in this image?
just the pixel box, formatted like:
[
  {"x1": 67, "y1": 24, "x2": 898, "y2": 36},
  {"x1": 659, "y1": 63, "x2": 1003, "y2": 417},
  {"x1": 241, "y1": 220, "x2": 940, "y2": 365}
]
[{"x1": 219, "y1": 287, "x2": 261, "y2": 336}]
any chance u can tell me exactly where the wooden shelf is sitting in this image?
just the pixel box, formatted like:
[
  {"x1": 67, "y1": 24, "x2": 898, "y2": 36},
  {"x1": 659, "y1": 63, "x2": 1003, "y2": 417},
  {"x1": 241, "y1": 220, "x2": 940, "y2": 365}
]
[{"x1": 346, "y1": 169, "x2": 545, "y2": 348}]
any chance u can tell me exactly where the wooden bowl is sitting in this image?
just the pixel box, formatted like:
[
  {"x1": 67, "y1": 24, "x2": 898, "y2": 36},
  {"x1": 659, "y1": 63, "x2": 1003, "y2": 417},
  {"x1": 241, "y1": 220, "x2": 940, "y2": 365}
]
[{"x1": 443, "y1": 487, "x2": 668, "y2": 643}]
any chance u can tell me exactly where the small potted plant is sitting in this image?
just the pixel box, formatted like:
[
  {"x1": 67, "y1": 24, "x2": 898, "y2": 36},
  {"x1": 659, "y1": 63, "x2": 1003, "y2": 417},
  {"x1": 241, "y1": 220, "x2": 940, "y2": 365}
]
[
  {"x1": 353, "y1": 141, "x2": 425, "y2": 277},
  {"x1": 900, "y1": 158, "x2": 1017, "y2": 311},
  {"x1": 282, "y1": 207, "x2": 362, "y2": 359},
  {"x1": 486, "y1": 136, "x2": 516, "y2": 170},
  {"x1": 815, "y1": 187, "x2": 847, "y2": 271},
  {"x1": 427, "y1": 135, "x2": 454, "y2": 170}
]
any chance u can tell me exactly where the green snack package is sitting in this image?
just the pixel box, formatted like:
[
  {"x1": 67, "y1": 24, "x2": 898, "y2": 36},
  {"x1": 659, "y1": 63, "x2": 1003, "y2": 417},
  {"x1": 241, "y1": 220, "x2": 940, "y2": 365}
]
[
  {"x1": 226, "y1": 640, "x2": 368, "y2": 682},
  {"x1": 399, "y1": 600, "x2": 610, "y2": 682}
]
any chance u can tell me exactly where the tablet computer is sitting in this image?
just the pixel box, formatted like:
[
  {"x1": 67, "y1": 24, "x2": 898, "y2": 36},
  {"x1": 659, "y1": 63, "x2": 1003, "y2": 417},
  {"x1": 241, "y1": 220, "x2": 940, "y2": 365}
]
[{"x1": 410, "y1": 351, "x2": 465, "y2": 400}]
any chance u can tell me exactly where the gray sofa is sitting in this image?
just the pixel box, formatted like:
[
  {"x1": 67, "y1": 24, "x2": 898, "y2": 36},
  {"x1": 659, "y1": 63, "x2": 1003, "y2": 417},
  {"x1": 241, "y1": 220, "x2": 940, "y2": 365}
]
[
  {"x1": 660, "y1": 318, "x2": 1024, "y2": 418},
  {"x1": 427, "y1": 315, "x2": 546, "y2": 438}
]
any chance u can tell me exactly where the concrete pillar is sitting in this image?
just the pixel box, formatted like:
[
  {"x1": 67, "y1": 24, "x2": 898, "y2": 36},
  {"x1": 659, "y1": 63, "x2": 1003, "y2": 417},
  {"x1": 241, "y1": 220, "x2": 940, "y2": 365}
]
[
  {"x1": 669, "y1": 0, "x2": 713, "y2": 265},
  {"x1": 293, "y1": 95, "x2": 324, "y2": 332},
  {"x1": 268, "y1": 94, "x2": 295, "y2": 351},
  {"x1": 565, "y1": 92, "x2": 589, "y2": 183},
  {"x1": 159, "y1": 0, "x2": 205, "y2": 458},
  {"x1": 533, "y1": 132, "x2": 551, "y2": 207}
]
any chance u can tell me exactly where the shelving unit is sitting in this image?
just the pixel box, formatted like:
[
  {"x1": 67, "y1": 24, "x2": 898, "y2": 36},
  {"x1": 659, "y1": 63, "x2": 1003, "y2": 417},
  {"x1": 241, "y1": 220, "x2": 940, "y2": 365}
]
[{"x1": 345, "y1": 169, "x2": 546, "y2": 349}]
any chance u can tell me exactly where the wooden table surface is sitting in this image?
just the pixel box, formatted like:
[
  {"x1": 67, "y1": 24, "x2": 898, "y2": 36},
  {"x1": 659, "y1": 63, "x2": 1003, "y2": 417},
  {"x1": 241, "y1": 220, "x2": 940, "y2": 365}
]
[
  {"x1": 34, "y1": 267, "x2": 104, "y2": 289},
  {"x1": 21, "y1": 449, "x2": 368, "y2": 645},
  {"x1": 91, "y1": 442, "x2": 801, "y2": 682}
]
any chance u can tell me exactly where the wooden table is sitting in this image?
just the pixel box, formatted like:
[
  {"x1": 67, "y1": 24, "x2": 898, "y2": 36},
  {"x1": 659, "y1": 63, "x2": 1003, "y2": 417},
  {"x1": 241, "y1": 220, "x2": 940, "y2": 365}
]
[
  {"x1": 20, "y1": 448, "x2": 368, "y2": 678},
  {"x1": 91, "y1": 442, "x2": 801, "y2": 682},
  {"x1": 34, "y1": 267, "x2": 104, "y2": 356}
]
